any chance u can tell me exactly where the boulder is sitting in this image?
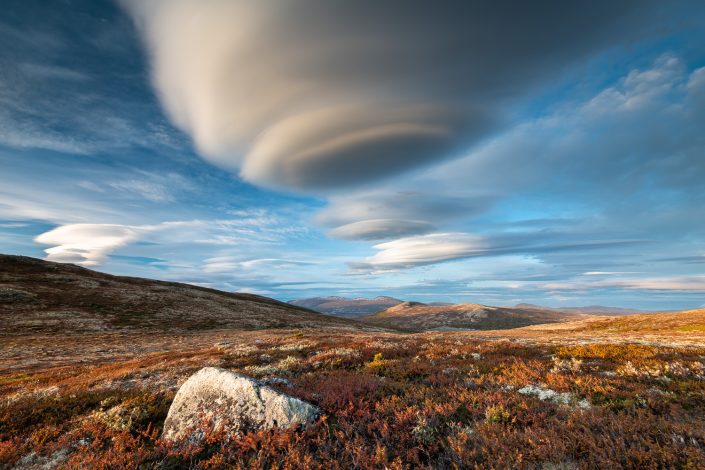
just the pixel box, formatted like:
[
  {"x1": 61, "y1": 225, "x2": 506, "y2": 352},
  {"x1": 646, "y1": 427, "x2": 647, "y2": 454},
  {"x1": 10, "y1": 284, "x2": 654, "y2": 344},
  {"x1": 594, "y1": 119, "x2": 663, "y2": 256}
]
[{"x1": 162, "y1": 367, "x2": 319, "y2": 440}]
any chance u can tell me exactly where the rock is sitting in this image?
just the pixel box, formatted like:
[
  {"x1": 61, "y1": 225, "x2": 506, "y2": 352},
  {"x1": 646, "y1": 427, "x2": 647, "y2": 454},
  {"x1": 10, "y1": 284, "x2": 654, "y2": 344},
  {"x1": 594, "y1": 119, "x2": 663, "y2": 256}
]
[
  {"x1": 15, "y1": 448, "x2": 70, "y2": 469},
  {"x1": 162, "y1": 367, "x2": 319, "y2": 440},
  {"x1": 518, "y1": 384, "x2": 591, "y2": 409},
  {"x1": 260, "y1": 377, "x2": 293, "y2": 388}
]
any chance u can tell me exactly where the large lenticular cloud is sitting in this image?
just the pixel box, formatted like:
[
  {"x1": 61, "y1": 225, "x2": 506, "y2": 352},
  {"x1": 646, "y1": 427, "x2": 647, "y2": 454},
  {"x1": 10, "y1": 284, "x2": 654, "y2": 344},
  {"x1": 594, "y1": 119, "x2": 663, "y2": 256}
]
[{"x1": 122, "y1": 0, "x2": 660, "y2": 192}]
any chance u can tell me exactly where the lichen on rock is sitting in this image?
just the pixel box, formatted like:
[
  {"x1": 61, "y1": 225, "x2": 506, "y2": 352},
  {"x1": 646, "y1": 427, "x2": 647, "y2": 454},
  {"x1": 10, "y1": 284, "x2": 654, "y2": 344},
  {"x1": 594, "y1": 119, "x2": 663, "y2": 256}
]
[{"x1": 162, "y1": 367, "x2": 319, "y2": 441}]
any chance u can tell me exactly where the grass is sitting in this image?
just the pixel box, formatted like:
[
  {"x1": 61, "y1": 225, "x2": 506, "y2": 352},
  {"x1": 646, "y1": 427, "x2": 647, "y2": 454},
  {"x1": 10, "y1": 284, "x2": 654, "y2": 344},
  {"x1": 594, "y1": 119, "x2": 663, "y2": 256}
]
[
  {"x1": 1, "y1": 330, "x2": 704, "y2": 468},
  {"x1": 677, "y1": 325, "x2": 705, "y2": 332}
]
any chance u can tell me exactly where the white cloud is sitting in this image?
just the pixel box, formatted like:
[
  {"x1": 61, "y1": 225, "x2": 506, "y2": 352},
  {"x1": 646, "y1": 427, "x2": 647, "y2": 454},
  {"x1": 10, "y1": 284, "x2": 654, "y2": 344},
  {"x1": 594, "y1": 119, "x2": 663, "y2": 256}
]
[
  {"x1": 538, "y1": 277, "x2": 705, "y2": 292},
  {"x1": 203, "y1": 256, "x2": 315, "y2": 274},
  {"x1": 350, "y1": 233, "x2": 488, "y2": 273},
  {"x1": 583, "y1": 271, "x2": 640, "y2": 276},
  {"x1": 34, "y1": 224, "x2": 144, "y2": 266},
  {"x1": 602, "y1": 277, "x2": 705, "y2": 292},
  {"x1": 32, "y1": 208, "x2": 311, "y2": 267}
]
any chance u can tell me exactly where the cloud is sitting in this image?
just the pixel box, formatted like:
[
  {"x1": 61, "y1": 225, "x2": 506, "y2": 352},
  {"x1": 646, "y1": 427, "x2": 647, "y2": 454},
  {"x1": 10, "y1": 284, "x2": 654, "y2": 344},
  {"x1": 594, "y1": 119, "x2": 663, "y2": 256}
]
[
  {"x1": 121, "y1": 0, "x2": 671, "y2": 191},
  {"x1": 32, "y1": 207, "x2": 313, "y2": 268},
  {"x1": 203, "y1": 256, "x2": 316, "y2": 274},
  {"x1": 603, "y1": 277, "x2": 705, "y2": 292},
  {"x1": 316, "y1": 191, "x2": 493, "y2": 227},
  {"x1": 538, "y1": 277, "x2": 705, "y2": 293},
  {"x1": 328, "y1": 219, "x2": 435, "y2": 240},
  {"x1": 312, "y1": 55, "x2": 705, "y2": 244},
  {"x1": 104, "y1": 173, "x2": 195, "y2": 203},
  {"x1": 316, "y1": 191, "x2": 494, "y2": 240},
  {"x1": 0, "y1": 9, "x2": 187, "y2": 156},
  {"x1": 34, "y1": 224, "x2": 144, "y2": 266},
  {"x1": 583, "y1": 271, "x2": 640, "y2": 276},
  {"x1": 349, "y1": 231, "x2": 650, "y2": 274},
  {"x1": 429, "y1": 54, "x2": 705, "y2": 201},
  {"x1": 349, "y1": 233, "x2": 488, "y2": 273}
]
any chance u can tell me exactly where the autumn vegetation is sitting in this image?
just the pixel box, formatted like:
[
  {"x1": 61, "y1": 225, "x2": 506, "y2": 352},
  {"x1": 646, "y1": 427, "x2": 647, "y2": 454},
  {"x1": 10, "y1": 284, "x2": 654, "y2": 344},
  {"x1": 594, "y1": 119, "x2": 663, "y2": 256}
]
[{"x1": 2, "y1": 329, "x2": 704, "y2": 469}]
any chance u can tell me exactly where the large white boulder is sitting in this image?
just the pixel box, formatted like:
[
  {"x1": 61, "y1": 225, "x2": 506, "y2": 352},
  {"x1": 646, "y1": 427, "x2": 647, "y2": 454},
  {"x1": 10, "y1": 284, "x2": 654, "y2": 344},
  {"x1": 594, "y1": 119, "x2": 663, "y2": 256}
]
[{"x1": 162, "y1": 367, "x2": 319, "y2": 440}]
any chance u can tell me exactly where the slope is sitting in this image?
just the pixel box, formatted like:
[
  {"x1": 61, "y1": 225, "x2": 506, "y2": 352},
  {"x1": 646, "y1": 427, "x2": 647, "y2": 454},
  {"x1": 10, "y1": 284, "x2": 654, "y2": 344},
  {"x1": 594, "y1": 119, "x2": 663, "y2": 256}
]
[{"x1": 0, "y1": 254, "x2": 362, "y2": 336}]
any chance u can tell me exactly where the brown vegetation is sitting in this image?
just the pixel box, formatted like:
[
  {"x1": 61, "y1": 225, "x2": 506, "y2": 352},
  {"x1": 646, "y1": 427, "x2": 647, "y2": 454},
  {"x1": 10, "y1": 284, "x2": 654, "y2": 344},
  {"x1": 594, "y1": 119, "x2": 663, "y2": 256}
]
[
  {"x1": 2, "y1": 256, "x2": 705, "y2": 468},
  {"x1": 2, "y1": 328, "x2": 705, "y2": 469}
]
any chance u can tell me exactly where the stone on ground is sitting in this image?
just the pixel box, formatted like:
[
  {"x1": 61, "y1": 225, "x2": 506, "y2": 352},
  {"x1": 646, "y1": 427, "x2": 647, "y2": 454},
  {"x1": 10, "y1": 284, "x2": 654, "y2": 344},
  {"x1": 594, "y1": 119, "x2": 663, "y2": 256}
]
[{"x1": 162, "y1": 367, "x2": 319, "y2": 440}]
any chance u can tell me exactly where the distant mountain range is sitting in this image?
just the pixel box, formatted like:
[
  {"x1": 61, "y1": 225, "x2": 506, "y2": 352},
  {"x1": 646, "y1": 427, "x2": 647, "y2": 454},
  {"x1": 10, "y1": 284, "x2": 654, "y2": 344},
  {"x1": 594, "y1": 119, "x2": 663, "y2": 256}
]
[
  {"x1": 361, "y1": 301, "x2": 587, "y2": 332},
  {"x1": 288, "y1": 296, "x2": 404, "y2": 318},
  {"x1": 287, "y1": 295, "x2": 653, "y2": 323},
  {"x1": 3, "y1": 255, "x2": 686, "y2": 338}
]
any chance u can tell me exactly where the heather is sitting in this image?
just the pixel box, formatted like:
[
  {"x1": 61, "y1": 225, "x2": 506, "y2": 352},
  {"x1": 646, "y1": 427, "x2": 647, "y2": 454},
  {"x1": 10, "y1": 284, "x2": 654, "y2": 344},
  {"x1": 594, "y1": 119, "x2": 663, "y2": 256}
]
[{"x1": 2, "y1": 330, "x2": 704, "y2": 469}]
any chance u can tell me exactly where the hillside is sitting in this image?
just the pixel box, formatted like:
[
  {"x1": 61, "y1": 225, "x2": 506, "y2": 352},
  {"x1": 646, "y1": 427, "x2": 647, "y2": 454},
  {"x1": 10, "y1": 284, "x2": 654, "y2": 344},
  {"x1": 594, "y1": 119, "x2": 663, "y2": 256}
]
[
  {"x1": 522, "y1": 308, "x2": 705, "y2": 335},
  {"x1": 288, "y1": 296, "x2": 403, "y2": 318},
  {"x1": 0, "y1": 255, "x2": 362, "y2": 336},
  {"x1": 362, "y1": 301, "x2": 583, "y2": 332}
]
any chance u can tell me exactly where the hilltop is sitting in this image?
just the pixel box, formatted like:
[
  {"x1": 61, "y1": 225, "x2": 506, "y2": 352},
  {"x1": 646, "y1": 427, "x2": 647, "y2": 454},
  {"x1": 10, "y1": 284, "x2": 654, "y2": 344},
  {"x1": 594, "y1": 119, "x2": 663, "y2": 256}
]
[{"x1": 362, "y1": 301, "x2": 584, "y2": 332}]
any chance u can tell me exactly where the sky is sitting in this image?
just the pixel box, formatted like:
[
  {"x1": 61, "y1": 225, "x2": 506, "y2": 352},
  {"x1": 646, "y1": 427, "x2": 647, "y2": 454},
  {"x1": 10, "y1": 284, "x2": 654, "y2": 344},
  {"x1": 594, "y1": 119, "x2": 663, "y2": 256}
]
[{"x1": 1, "y1": 0, "x2": 705, "y2": 310}]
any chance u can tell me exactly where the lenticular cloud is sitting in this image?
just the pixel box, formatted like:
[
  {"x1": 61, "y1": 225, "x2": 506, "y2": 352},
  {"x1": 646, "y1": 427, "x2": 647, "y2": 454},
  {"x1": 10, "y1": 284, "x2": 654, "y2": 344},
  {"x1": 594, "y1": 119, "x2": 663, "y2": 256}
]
[{"x1": 122, "y1": 0, "x2": 657, "y2": 192}]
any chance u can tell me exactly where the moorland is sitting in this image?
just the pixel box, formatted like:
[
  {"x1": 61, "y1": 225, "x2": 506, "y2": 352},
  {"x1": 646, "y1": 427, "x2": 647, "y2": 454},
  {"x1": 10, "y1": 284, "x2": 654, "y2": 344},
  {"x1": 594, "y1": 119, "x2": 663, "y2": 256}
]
[{"x1": 1, "y1": 255, "x2": 704, "y2": 469}]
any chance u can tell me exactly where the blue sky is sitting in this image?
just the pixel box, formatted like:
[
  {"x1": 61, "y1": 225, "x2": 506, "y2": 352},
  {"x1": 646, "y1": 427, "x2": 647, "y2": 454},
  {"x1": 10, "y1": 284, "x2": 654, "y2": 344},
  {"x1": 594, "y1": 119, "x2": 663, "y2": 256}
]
[{"x1": 1, "y1": 0, "x2": 705, "y2": 309}]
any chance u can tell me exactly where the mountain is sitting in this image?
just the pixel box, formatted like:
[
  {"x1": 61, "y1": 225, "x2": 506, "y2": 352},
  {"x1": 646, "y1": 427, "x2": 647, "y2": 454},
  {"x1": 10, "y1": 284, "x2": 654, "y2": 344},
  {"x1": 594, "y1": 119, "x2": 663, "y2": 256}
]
[
  {"x1": 0, "y1": 255, "x2": 363, "y2": 336},
  {"x1": 514, "y1": 303, "x2": 650, "y2": 316},
  {"x1": 288, "y1": 296, "x2": 404, "y2": 318},
  {"x1": 362, "y1": 301, "x2": 585, "y2": 332}
]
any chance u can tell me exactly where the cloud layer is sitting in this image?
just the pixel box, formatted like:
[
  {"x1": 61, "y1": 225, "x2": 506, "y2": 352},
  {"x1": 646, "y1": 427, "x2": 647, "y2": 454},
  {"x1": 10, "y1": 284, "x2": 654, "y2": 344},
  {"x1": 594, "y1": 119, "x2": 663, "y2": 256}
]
[
  {"x1": 122, "y1": 0, "x2": 668, "y2": 191},
  {"x1": 35, "y1": 224, "x2": 143, "y2": 266}
]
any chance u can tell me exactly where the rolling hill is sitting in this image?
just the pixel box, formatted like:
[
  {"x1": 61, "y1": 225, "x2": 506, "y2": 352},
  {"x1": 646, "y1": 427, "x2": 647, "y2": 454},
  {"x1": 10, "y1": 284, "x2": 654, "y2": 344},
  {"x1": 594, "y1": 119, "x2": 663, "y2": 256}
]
[
  {"x1": 362, "y1": 301, "x2": 585, "y2": 332},
  {"x1": 288, "y1": 296, "x2": 403, "y2": 318},
  {"x1": 522, "y1": 308, "x2": 705, "y2": 335},
  {"x1": 0, "y1": 254, "x2": 363, "y2": 336}
]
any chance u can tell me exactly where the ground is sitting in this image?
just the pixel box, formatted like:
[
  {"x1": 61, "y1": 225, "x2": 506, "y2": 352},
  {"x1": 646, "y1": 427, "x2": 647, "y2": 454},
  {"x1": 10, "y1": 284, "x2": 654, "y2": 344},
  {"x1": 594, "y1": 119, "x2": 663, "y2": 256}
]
[{"x1": 1, "y1": 328, "x2": 704, "y2": 469}]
